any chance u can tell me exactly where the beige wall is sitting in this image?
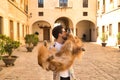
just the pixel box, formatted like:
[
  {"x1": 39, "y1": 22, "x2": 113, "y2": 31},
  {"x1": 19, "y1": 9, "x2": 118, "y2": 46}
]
[
  {"x1": 0, "y1": 0, "x2": 97, "y2": 43},
  {"x1": 28, "y1": 0, "x2": 97, "y2": 42},
  {"x1": 1, "y1": 0, "x2": 120, "y2": 46},
  {"x1": 0, "y1": 0, "x2": 28, "y2": 44}
]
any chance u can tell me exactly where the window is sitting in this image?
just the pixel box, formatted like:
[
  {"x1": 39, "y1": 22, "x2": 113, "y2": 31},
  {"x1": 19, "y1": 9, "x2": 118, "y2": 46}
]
[
  {"x1": 102, "y1": 26, "x2": 105, "y2": 33},
  {"x1": 59, "y1": 0, "x2": 68, "y2": 7},
  {"x1": 102, "y1": 0, "x2": 105, "y2": 13},
  {"x1": 20, "y1": 0, "x2": 23, "y2": 5},
  {"x1": 109, "y1": 24, "x2": 112, "y2": 36},
  {"x1": 103, "y1": 0, "x2": 105, "y2": 5},
  {"x1": 83, "y1": 0, "x2": 88, "y2": 8},
  {"x1": 22, "y1": 25, "x2": 24, "y2": 37},
  {"x1": 118, "y1": 23, "x2": 120, "y2": 32},
  {"x1": 97, "y1": 1, "x2": 100, "y2": 10},
  {"x1": 110, "y1": 0, "x2": 114, "y2": 9},
  {"x1": 110, "y1": 0, "x2": 113, "y2": 4},
  {"x1": 17, "y1": 23, "x2": 20, "y2": 40},
  {"x1": 97, "y1": 27, "x2": 99, "y2": 36},
  {"x1": 38, "y1": 12, "x2": 43, "y2": 16},
  {"x1": 24, "y1": 0, "x2": 28, "y2": 13},
  {"x1": 83, "y1": 12, "x2": 88, "y2": 16},
  {"x1": 38, "y1": 0, "x2": 43, "y2": 7},
  {"x1": 0, "y1": 17, "x2": 3, "y2": 34},
  {"x1": 10, "y1": 20, "x2": 14, "y2": 40}
]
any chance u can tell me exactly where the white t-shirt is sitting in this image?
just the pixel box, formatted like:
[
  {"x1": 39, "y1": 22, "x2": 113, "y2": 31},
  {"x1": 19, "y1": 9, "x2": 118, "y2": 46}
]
[{"x1": 54, "y1": 42, "x2": 70, "y2": 78}]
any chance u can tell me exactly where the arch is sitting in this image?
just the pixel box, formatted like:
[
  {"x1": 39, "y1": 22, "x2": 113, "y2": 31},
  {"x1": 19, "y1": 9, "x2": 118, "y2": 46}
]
[
  {"x1": 54, "y1": 16, "x2": 73, "y2": 31},
  {"x1": 32, "y1": 20, "x2": 51, "y2": 41},
  {"x1": 76, "y1": 20, "x2": 96, "y2": 42}
]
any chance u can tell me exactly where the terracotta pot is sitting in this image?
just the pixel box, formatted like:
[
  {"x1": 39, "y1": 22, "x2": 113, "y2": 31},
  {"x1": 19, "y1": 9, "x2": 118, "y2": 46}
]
[
  {"x1": 2, "y1": 56, "x2": 18, "y2": 67},
  {"x1": 101, "y1": 42, "x2": 107, "y2": 47},
  {"x1": 118, "y1": 45, "x2": 120, "y2": 49},
  {"x1": 26, "y1": 47, "x2": 34, "y2": 52}
]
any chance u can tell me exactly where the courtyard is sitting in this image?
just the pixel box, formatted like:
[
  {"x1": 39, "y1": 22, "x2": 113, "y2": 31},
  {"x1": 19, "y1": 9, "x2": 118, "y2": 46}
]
[{"x1": 0, "y1": 42, "x2": 120, "y2": 80}]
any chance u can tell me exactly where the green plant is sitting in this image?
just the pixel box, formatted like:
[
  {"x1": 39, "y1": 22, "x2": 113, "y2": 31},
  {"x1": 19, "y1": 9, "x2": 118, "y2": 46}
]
[
  {"x1": 32, "y1": 34, "x2": 39, "y2": 46},
  {"x1": 117, "y1": 32, "x2": 120, "y2": 40},
  {"x1": 117, "y1": 32, "x2": 120, "y2": 44},
  {"x1": 0, "y1": 34, "x2": 20, "y2": 58},
  {"x1": 0, "y1": 41, "x2": 4, "y2": 59},
  {"x1": 4, "y1": 39, "x2": 20, "y2": 57},
  {"x1": 24, "y1": 34, "x2": 34, "y2": 47},
  {"x1": 101, "y1": 33, "x2": 108, "y2": 42},
  {"x1": 0, "y1": 34, "x2": 8, "y2": 59},
  {"x1": 0, "y1": 34, "x2": 20, "y2": 66},
  {"x1": 24, "y1": 34, "x2": 39, "y2": 47},
  {"x1": 24, "y1": 34, "x2": 39, "y2": 52}
]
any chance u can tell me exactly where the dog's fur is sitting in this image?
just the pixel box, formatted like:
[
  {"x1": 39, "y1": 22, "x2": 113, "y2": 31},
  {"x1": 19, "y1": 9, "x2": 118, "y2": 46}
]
[{"x1": 38, "y1": 33, "x2": 85, "y2": 72}]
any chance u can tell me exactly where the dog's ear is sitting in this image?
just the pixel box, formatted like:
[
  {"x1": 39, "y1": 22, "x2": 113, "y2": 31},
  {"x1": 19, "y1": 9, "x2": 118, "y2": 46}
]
[
  {"x1": 67, "y1": 28, "x2": 73, "y2": 34},
  {"x1": 66, "y1": 28, "x2": 74, "y2": 38}
]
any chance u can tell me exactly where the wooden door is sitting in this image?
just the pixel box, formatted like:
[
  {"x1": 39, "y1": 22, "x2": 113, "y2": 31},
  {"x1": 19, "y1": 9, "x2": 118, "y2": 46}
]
[{"x1": 43, "y1": 28, "x2": 50, "y2": 41}]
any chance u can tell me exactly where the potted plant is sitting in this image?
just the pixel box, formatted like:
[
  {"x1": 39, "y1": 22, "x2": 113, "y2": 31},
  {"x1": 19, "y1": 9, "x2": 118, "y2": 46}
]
[
  {"x1": 24, "y1": 34, "x2": 34, "y2": 52},
  {"x1": 24, "y1": 34, "x2": 39, "y2": 52},
  {"x1": 0, "y1": 34, "x2": 20, "y2": 66},
  {"x1": 0, "y1": 34, "x2": 6, "y2": 59},
  {"x1": 0, "y1": 34, "x2": 6, "y2": 69},
  {"x1": 117, "y1": 32, "x2": 120, "y2": 48},
  {"x1": 32, "y1": 34, "x2": 39, "y2": 46},
  {"x1": 101, "y1": 33, "x2": 108, "y2": 47}
]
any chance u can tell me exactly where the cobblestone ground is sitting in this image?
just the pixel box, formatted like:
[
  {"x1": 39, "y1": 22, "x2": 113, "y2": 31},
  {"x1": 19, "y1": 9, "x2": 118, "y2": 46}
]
[{"x1": 0, "y1": 42, "x2": 120, "y2": 80}]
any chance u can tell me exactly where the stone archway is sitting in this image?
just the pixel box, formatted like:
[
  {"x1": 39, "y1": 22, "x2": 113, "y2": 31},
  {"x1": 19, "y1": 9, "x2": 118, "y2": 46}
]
[
  {"x1": 32, "y1": 21, "x2": 51, "y2": 41},
  {"x1": 76, "y1": 20, "x2": 96, "y2": 42},
  {"x1": 55, "y1": 17, "x2": 73, "y2": 32}
]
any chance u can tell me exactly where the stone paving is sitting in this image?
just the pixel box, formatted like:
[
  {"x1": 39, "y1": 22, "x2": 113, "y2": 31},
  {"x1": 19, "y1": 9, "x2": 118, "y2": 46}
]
[{"x1": 0, "y1": 42, "x2": 120, "y2": 80}]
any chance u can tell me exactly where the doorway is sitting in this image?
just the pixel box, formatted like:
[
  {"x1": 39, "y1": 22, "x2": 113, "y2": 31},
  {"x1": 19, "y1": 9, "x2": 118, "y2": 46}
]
[
  {"x1": 0, "y1": 17, "x2": 3, "y2": 34},
  {"x1": 43, "y1": 28, "x2": 50, "y2": 41},
  {"x1": 10, "y1": 20, "x2": 14, "y2": 39}
]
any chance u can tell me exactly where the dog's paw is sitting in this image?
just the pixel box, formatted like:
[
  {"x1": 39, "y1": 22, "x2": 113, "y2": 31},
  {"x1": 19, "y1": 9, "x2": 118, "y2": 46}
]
[{"x1": 48, "y1": 64, "x2": 57, "y2": 71}]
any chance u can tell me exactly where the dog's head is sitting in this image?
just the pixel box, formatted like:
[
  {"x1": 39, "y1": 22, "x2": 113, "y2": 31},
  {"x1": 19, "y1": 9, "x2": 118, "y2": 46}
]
[{"x1": 61, "y1": 33, "x2": 85, "y2": 56}]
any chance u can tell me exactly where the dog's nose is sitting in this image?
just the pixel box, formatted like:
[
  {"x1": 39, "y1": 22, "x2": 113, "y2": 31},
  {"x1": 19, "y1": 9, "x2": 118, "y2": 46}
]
[{"x1": 81, "y1": 48, "x2": 85, "y2": 51}]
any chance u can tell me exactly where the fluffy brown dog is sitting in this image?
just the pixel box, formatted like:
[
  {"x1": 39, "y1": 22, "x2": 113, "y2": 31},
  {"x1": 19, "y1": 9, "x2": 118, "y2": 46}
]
[{"x1": 38, "y1": 33, "x2": 85, "y2": 72}]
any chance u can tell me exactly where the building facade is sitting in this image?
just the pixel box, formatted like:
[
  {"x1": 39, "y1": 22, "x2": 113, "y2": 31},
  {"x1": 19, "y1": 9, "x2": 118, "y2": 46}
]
[
  {"x1": 97, "y1": 0, "x2": 120, "y2": 46},
  {"x1": 0, "y1": 0, "x2": 28, "y2": 43},
  {"x1": 28, "y1": 0, "x2": 97, "y2": 42},
  {"x1": 0, "y1": 0, "x2": 97, "y2": 44},
  {"x1": 1, "y1": 0, "x2": 120, "y2": 46}
]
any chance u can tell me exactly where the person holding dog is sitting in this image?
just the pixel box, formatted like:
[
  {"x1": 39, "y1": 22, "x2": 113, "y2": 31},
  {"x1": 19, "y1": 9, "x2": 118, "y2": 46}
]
[{"x1": 51, "y1": 24, "x2": 76, "y2": 80}]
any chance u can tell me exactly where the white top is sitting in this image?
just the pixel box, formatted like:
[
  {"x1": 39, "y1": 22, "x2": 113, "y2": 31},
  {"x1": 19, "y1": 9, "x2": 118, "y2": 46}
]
[
  {"x1": 54, "y1": 42, "x2": 63, "y2": 51},
  {"x1": 54, "y1": 42, "x2": 70, "y2": 78}
]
